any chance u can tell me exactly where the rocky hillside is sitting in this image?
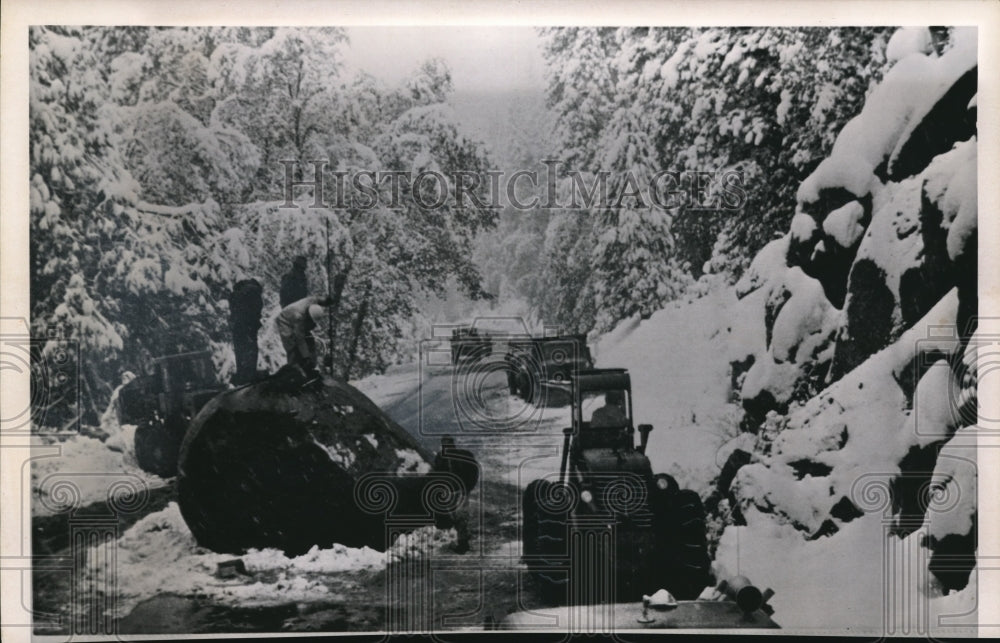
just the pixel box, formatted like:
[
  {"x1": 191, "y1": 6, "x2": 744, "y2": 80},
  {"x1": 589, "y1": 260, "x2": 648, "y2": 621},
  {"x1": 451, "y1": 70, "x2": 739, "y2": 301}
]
[{"x1": 715, "y1": 25, "x2": 978, "y2": 614}]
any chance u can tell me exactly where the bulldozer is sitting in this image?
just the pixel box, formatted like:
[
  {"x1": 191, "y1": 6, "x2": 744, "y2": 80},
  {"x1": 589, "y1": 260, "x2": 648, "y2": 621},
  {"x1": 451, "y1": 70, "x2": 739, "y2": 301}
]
[
  {"x1": 521, "y1": 368, "x2": 713, "y2": 605},
  {"x1": 116, "y1": 350, "x2": 226, "y2": 477}
]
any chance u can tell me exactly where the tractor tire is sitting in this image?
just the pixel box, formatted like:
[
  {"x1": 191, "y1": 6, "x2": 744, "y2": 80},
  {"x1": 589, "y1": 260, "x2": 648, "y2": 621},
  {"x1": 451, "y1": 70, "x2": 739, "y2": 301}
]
[
  {"x1": 522, "y1": 480, "x2": 541, "y2": 558},
  {"x1": 669, "y1": 489, "x2": 713, "y2": 600},
  {"x1": 524, "y1": 479, "x2": 569, "y2": 604}
]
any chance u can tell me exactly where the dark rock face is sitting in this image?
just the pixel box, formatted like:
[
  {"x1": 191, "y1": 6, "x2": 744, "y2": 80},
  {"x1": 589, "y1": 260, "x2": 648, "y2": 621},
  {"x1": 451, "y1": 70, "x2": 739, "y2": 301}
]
[
  {"x1": 177, "y1": 370, "x2": 477, "y2": 556},
  {"x1": 829, "y1": 259, "x2": 895, "y2": 379},
  {"x1": 887, "y1": 66, "x2": 977, "y2": 181}
]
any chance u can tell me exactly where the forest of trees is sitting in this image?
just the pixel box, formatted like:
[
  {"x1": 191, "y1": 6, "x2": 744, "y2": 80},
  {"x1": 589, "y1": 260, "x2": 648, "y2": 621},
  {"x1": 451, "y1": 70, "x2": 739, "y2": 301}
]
[
  {"x1": 31, "y1": 26, "x2": 900, "y2": 424},
  {"x1": 30, "y1": 26, "x2": 496, "y2": 422},
  {"x1": 479, "y1": 27, "x2": 895, "y2": 333}
]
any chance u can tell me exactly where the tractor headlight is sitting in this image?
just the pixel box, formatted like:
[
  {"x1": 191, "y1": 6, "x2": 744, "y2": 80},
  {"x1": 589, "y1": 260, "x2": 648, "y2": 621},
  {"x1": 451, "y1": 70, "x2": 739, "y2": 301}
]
[
  {"x1": 580, "y1": 489, "x2": 593, "y2": 504},
  {"x1": 656, "y1": 477, "x2": 670, "y2": 491}
]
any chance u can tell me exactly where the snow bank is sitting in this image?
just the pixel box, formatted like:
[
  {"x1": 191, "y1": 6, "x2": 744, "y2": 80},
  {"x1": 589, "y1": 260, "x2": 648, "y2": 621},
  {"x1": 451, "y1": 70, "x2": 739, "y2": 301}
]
[
  {"x1": 714, "y1": 509, "x2": 975, "y2": 634},
  {"x1": 81, "y1": 502, "x2": 457, "y2": 618},
  {"x1": 593, "y1": 288, "x2": 746, "y2": 496},
  {"x1": 31, "y1": 433, "x2": 167, "y2": 517}
]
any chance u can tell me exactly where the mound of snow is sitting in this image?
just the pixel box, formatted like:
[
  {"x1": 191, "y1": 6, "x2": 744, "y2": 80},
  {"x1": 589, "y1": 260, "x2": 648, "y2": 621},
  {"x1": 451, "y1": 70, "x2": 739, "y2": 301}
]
[
  {"x1": 885, "y1": 27, "x2": 934, "y2": 63},
  {"x1": 80, "y1": 501, "x2": 457, "y2": 619},
  {"x1": 31, "y1": 433, "x2": 167, "y2": 517},
  {"x1": 714, "y1": 508, "x2": 975, "y2": 633},
  {"x1": 593, "y1": 288, "x2": 747, "y2": 496}
]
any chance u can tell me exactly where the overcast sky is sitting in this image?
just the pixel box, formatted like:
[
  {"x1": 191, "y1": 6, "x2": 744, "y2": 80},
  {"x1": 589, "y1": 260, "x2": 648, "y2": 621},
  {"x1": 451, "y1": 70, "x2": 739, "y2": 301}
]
[
  {"x1": 341, "y1": 26, "x2": 550, "y2": 147},
  {"x1": 341, "y1": 26, "x2": 548, "y2": 95}
]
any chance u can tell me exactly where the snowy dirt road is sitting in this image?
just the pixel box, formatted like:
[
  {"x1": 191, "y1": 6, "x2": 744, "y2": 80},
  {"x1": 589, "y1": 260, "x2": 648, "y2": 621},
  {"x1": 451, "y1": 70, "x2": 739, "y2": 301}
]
[{"x1": 33, "y1": 358, "x2": 577, "y2": 634}]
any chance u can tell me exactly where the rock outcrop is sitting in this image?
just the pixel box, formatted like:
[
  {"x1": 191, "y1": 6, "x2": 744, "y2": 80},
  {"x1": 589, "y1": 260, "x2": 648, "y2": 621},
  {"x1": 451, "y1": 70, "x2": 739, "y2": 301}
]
[{"x1": 725, "y1": 27, "x2": 978, "y2": 592}]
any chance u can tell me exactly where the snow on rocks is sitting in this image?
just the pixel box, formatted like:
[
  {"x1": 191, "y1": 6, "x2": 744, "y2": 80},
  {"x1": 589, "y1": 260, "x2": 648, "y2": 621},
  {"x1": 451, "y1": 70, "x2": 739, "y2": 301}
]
[
  {"x1": 885, "y1": 27, "x2": 935, "y2": 63},
  {"x1": 822, "y1": 201, "x2": 866, "y2": 249},
  {"x1": 788, "y1": 27, "x2": 976, "y2": 323},
  {"x1": 797, "y1": 27, "x2": 973, "y2": 210},
  {"x1": 886, "y1": 28, "x2": 977, "y2": 181},
  {"x1": 832, "y1": 138, "x2": 976, "y2": 379},
  {"x1": 738, "y1": 266, "x2": 840, "y2": 422},
  {"x1": 921, "y1": 138, "x2": 977, "y2": 265},
  {"x1": 730, "y1": 286, "x2": 976, "y2": 600}
]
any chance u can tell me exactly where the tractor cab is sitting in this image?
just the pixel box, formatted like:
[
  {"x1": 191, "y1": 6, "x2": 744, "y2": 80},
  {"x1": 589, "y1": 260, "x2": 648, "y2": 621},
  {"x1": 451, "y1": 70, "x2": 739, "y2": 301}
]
[
  {"x1": 567, "y1": 369, "x2": 654, "y2": 480},
  {"x1": 573, "y1": 369, "x2": 641, "y2": 450}
]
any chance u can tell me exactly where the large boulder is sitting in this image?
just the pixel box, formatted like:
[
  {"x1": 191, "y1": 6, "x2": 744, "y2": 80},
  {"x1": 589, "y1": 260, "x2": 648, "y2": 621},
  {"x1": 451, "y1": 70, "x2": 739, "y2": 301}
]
[
  {"x1": 177, "y1": 368, "x2": 478, "y2": 556},
  {"x1": 831, "y1": 138, "x2": 976, "y2": 380}
]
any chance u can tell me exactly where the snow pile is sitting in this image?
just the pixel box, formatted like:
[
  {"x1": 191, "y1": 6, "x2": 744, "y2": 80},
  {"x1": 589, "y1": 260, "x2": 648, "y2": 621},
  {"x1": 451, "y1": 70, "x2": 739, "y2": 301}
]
[
  {"x1": 714, "y1": 509, "x2": 977, "y2": 633},
  {"x1": 31, "y1": 433, "x2": 167, "y2": 517},
  {"x1": 81, "y1": 501, "x2": 458, "y2": 618},
  {"x1": 593, "y1": 288, "x2": 747, "y2": 497}
]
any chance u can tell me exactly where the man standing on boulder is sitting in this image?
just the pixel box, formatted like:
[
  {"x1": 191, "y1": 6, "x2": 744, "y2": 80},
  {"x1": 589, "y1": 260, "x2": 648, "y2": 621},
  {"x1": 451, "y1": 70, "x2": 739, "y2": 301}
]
[
  {"x1": 277, "y1": 295, "x2": 333, "y2": 376},
  {"x1": 280, "y1": 255, "x2": 309, "y2": 307}
]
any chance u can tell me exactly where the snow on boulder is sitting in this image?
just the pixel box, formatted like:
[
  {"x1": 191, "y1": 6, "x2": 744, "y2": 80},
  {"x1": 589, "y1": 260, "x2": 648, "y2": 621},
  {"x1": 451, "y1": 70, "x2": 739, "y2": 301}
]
[
  {"x1": 735, "y1": 235, "x2": 789, "y2": 299},
  {"x1": 924, "y1": 427, "x2": 977, "y2": 592},
  {"x1": 177, "y1": 368, "x2": 478, "y2": 556},
  {"x1": 739, "y1": 267, "x2": 839, "y2": 421},
  {"x1": 732, "y1": 290, "x2": 972, "y2": 542},
  {"x1": 921, "y1": 138, "x2": 978, "y2": 266},
  {"x1": 887, "y1": 28, "x2": 977, "y2": 180},
  {"x1": 768, "y1": 268, "x2": 838, "y2": 366},
  {"x1": 822, "y1": 201, "x2": 867, "y2": 249},
  {"x1": 885, "y1": 27, "x2": 934, "y2": 63},
  {"x1": 796, "y1": 52, "x2": 935, "y2": 209},
  {"x1": 832, "y1": 137, "x2": 976, "y2": 380}
]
